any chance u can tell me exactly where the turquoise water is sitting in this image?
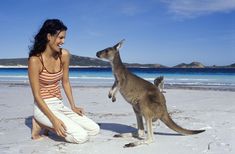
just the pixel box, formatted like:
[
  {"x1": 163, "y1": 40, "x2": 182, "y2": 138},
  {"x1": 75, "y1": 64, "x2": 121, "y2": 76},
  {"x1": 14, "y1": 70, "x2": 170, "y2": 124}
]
[{"x1": 0, "y1": 67, "x2": 235, "y2": 89}]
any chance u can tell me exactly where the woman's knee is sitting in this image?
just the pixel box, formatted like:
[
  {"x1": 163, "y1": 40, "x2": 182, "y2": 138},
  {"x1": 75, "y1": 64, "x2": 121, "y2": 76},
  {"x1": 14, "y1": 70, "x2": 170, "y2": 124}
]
[
  {"x1": 88, "y1": 123, "x2": 100, "y2": 136},
  {"x1": 65, "y1": 131, "x2": 88, "y2": 144}
]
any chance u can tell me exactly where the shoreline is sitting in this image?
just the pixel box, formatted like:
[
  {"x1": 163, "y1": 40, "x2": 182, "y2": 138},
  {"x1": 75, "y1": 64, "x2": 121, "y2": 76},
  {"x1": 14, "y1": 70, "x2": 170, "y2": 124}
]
[
  {"x1": 0, "y1": 65, "x2": 235, "y2": 69},
  {"x1": 1, "y1": 82, "x2": 235, "y2": 92}
]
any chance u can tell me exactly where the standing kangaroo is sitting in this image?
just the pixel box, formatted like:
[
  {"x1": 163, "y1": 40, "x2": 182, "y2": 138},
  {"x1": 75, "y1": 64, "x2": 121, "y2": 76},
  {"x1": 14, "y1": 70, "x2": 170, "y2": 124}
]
[{"x1": 96, "y1": 40, "x2": 205, "y2": 148}]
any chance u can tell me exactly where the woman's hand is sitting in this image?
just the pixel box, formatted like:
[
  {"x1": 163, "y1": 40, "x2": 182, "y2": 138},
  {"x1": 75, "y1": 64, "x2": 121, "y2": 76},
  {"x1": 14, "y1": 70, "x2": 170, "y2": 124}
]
[
  {"x1": 51, "y1": 117, "x2": 67, "y2": 138},
  {"x1": 72, "y1": 106, "x2": 85, "y2": 116}
]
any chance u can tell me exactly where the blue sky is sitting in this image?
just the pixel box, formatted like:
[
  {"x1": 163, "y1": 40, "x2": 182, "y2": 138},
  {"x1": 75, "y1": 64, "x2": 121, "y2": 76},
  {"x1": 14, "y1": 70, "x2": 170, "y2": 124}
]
[{"x1": 0, "y1": 0, "x2": 234, "y2": 66}]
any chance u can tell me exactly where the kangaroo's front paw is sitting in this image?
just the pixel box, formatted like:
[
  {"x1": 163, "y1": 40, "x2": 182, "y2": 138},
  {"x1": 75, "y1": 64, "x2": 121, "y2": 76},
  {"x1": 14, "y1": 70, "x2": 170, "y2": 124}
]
[
  {"x1": 108, "y1": 93, "x2": 112, "y2": 98},
  {"x1": 112, "y1": 96, "x2": 116, "y2": 102}
]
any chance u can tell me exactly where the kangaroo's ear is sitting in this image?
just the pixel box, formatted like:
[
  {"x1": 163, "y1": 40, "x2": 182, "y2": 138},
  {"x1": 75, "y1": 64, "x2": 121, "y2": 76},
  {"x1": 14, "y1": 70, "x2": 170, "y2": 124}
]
[{"x1": 114, "y1": 39, "x2": 125, "y2": 50}]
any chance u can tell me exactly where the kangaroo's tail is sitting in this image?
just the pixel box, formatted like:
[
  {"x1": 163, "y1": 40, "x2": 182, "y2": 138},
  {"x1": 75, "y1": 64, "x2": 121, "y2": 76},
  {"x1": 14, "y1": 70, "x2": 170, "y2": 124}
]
[{"x1": 160, "y1": 113, "x2": 205, "y2": 135}]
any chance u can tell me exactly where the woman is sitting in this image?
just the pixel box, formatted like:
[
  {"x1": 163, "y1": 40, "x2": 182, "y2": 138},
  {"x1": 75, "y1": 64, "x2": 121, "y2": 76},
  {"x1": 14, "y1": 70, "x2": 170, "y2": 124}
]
[{"x1": 28, "y1": 19, "x2": 100, "y2": 143}]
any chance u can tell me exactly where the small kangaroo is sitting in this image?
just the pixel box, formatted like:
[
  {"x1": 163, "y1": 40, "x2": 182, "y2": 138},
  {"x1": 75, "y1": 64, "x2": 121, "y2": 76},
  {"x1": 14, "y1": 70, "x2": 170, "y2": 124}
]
[{"x1": 96, "y1": 40, "x2": 205, "y2": 148}]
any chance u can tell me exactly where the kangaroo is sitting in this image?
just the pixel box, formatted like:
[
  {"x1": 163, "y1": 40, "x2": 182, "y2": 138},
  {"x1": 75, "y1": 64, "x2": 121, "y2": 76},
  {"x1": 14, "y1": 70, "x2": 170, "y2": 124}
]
[
  {"x1": 154, "y1": 76, "x2": 166, "y2": 93},
  {"x1": 96, "y1": 40, "x2": 205, "y2": 148}
]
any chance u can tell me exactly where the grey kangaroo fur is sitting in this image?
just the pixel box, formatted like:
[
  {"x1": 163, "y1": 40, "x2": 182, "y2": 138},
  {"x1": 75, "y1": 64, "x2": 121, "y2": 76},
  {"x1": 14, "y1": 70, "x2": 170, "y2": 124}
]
[
  {"x1": 96, "y1": 40, "x2": 205, "y2": 148},
  {"x1": 154, "y1": 76, "x2": 165, "y2": 93}
]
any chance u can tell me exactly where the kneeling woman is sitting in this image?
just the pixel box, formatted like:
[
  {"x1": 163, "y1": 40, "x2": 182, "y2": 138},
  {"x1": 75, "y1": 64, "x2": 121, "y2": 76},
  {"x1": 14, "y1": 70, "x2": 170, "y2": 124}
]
[{"x1": 28, "y1": 19, "x2": 100, "y2": 143}]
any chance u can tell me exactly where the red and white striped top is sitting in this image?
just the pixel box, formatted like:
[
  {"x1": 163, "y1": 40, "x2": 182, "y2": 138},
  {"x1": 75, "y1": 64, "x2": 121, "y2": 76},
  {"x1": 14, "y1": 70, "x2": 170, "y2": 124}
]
[{"x1": 39, "y1": 55, "x2": 63, "y2": 100}]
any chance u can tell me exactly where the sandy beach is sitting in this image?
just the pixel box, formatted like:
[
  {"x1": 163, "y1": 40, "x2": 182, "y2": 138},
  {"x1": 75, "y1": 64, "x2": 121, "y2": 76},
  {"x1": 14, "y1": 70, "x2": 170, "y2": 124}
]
[{"x1": 0, "y1": 84, "x2": 234, "y2": 154}]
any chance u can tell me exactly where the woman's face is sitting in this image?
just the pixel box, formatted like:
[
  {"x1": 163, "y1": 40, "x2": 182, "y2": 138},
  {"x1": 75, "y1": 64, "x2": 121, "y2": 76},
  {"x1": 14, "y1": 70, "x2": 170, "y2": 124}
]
[{"x1": 48, "y1": 30, "x2": 66, "y2": 53}]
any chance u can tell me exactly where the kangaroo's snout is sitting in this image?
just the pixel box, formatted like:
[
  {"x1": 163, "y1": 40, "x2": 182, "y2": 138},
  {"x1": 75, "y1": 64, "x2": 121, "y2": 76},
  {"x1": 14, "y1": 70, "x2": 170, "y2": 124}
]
[
  {"x1": 96, "y1": 51, "x2": 101, "y2": 58},
  {"x1": 96, "y1": 52, "x2": 99, "y2": 58}
]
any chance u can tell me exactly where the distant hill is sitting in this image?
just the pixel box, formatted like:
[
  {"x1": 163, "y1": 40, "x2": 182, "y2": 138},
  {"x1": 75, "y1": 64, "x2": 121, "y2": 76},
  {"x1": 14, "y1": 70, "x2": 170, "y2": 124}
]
[
  {"x1": 0, "y1": 55, "x2": 234, "y2": 68},
  {"x1": 70, "y1": 55, "x2": 110, "y2": 67},
  {"x1": 0, "y1": 55, "x2": 110, "y2": 67},
  {"x1": 0, "y1": 58, "x2": 28, "y2": 66},
  {"x1": 230, "y1": 63, "x2": 235, "y2": 67},
  {"x1": 0, "y1": 55, "x2": 167, "y2": 68},
  {"x1": 64, "y1": 55, "x2": 167, "y2": 68},
  {"x1": 173, "y1": 62, "x2": 205, "y2": 68},
  {"x1": 121, "y1": 63, "x2": 167, "y2": 68},
  {"x1": 0, "y1": 55, "x2": 110, "y2": 66}
]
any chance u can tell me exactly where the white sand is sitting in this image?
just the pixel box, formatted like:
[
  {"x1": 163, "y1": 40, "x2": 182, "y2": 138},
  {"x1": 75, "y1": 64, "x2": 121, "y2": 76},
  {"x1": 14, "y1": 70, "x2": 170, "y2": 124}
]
[{"x1": 0, "y1": 85, "x2": 234, "y2": 154}]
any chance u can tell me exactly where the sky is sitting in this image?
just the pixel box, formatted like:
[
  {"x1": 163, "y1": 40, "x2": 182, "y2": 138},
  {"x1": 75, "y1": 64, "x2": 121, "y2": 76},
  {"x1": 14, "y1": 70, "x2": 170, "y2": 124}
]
[{"x1": 0, "y1": 0, "x2": 234, "y2": 66}]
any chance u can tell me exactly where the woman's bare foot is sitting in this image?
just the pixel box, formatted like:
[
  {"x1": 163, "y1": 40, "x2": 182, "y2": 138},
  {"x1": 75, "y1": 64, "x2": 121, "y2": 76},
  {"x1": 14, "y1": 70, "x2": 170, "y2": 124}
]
[{"x1": 31, "y1": 118, "x2": 44, "y2": 140}]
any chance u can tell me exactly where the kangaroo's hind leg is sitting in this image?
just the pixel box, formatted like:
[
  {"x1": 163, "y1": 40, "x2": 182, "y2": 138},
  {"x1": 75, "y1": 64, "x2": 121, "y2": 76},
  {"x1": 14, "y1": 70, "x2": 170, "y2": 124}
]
[
  {"x1": 124, "y1": 117, "x2": 154, "y2": 148},
  {"x1": 114, "y1": 105, "x2": 145, "y2": 138}
]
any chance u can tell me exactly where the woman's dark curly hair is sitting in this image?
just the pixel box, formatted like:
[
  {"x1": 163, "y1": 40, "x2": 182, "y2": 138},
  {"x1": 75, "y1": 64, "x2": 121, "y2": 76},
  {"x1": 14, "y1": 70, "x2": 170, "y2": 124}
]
[{"x1": 29, "y1": 19, "x2": 67, "y2": 58}]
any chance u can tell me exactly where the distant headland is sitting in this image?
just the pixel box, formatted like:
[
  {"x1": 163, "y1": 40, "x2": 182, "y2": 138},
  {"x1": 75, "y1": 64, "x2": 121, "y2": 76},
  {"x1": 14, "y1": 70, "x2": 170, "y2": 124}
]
[{"x1": 0, "y1": 55, "x2": 234, "y2": 68}]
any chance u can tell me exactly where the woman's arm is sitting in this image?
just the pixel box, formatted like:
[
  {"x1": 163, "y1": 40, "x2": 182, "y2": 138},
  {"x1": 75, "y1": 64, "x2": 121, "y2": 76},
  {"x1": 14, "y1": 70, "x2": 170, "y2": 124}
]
[
  {"x1": 28, "y1": 57, "x2": 67, "y2": 137},
  {"x1": 61, "y1": 49, "x2": 84, "y2": 116}
]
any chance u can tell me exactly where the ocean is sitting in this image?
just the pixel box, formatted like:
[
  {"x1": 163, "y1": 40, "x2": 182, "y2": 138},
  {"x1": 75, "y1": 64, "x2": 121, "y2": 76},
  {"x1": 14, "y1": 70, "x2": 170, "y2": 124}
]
[{"x1": 0, "y1": 67, "x2": 235, "y2": 91}]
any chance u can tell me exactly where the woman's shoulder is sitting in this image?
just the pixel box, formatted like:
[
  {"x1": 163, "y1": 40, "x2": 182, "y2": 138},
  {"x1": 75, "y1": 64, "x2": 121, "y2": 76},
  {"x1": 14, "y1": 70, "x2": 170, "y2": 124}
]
[
  {"x1": 61, "y1": 48, "x2": 70, "y2": 55},
  {"x1": 28, "y1": 56, "x2": 41, "y2": 65},
  {"x1": 61, "y1": 48, "x2": 71, "y2": 60},
  {"x1": 60, "y1": 48, "x2": 72, "y2": 65},
  {"x1": 28, "y1": 56, "x2": 43, "y2": 72}
]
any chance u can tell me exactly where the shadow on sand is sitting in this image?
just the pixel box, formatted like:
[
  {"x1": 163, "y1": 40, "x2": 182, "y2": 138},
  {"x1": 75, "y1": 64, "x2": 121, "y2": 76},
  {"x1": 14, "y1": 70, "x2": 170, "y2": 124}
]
[{"x1": 98, "y1": 122, "x2": 181, "y2": 136}]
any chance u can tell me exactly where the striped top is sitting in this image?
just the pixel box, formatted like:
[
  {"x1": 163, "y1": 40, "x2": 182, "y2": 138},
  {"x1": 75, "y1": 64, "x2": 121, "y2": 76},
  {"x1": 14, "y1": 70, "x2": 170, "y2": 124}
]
[{"x1": 39, "y1": 55, "x2": 63, "y2": 100}]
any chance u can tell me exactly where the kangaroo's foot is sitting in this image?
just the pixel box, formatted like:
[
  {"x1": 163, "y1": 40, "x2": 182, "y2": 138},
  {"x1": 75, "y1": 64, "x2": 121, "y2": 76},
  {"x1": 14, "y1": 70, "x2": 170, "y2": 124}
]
[
  {"x1": 114, "y1": 132, "x2": 131, "y2": 138},
  {"x1": 31, "y1": 118, "x2": 44, "y2": 140},
  {"x1": 114, "y1": 129, "x2": 145, "y2": 139},
  {"x1": 124, "y1": 138, "x2": 154, "y2": 148}
]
